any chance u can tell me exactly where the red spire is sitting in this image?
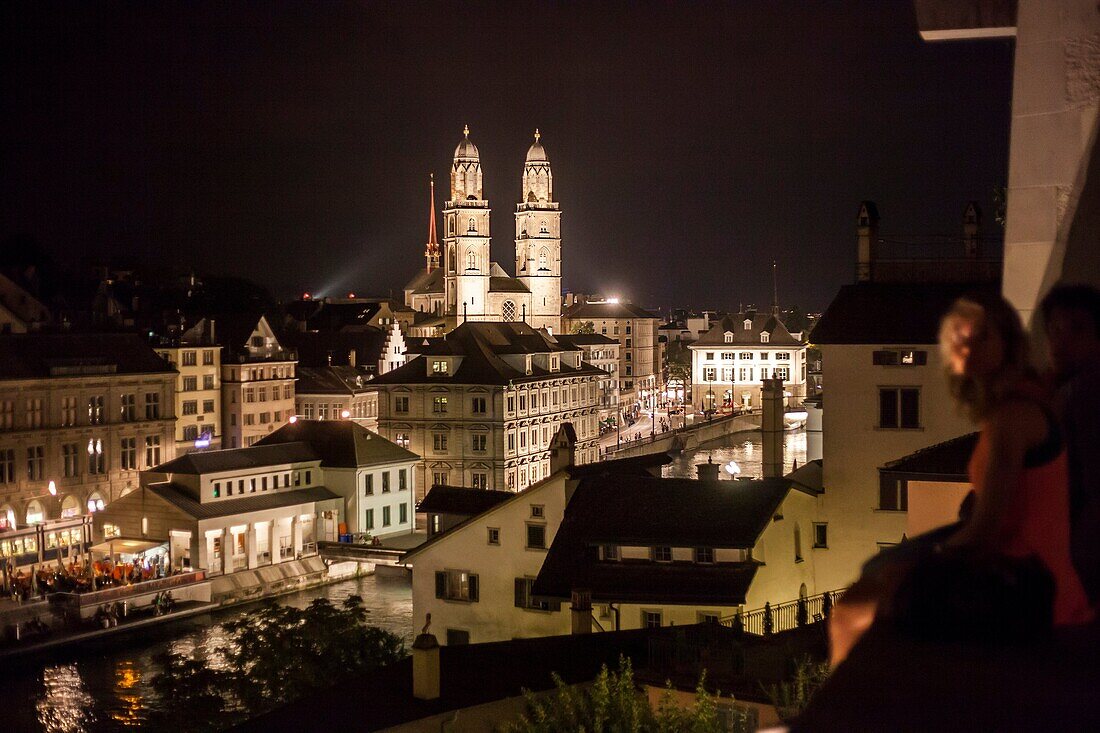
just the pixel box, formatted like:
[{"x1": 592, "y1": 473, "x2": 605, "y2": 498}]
[{"x1": 425, "y1": 174, "x2": 440, "y2": 272}]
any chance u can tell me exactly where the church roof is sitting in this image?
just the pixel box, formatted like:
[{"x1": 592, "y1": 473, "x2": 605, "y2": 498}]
[
  {"x1": 454, "y1": 125, "x2": 479, "y2": 161},
  {"x1": 526, "y1": 130, "x2": 549, "y2": 163},
  {"x1": 405, "y1": 267, "x2": 444, "y2": 295},
  {"x1": 489, "y1": 276, "x2": 530, "y2": 294},
  {"x1": 563, "y1": 301, "x2": 659, "y2": 321}
]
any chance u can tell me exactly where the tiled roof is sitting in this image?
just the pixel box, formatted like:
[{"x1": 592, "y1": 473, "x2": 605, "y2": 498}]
[
  {"x1": 488, "y1": 276, "x2": 530, "y2": 293},
  {"x1": 295, "y1": 365, "x2": 374, "y2": 395},
  {"x1": 531, "y1": 475, "x2": 791, "y2": 604},
  {"x1": 690, "y1": 311, "x2": 801, "y2": 347},
  {"x1": 149, "y1": 482, "x2": 340, "y2": 520},
  {"x1": 880, "y1": 433, "x2": 978, "y2": 480},
  {"x1": 152, "y1": 442, "x2": 320, "y2": 475},
  {"x1": 255, "y1": 420, "x2": 418, "y2": 468},
  {"x1": 786, "y1": 458, "x2": 825, "y2": 495},
  {"x1": 553, "y1": 333, "x2": 619, "y2": 347},
  {"x1": 416, "y1": 486, "x2": 515, "y2": 515},
  {"x1": 811, "y1": 282, "x2": 1000, "y2": 345},
  {"x1": 563, "y1": 301, "x2": 659, "y2": 321},
  {"x1": 0, "y1": 333, "x2": 173, "y2": 380}
]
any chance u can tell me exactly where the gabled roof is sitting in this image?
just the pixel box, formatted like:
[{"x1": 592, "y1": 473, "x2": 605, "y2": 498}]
[
  {"x1": 880, "y1": 432, "x2": 977, "y2": 481},
  {"x1": 488, "y1": 276, "x2": 530, "y2": 294},
  {"x1": 563, "y1": 301, "x2": 659, "y2": 321},
  {"x1": 0, "y1": 333, "x2": 173, "y2": 380},
  {"x1": 204, "y1": 312, "x2": 268, "y2": 355},
  {"x1": 811, "y1": 282, "x2": 1000, "y2": 345},
  {"x1": 255, "y1": 420, "x2": 419, "y2": 468},
  {"x1": 148, "y1": 482, "x2": 340, "y2": 520},
  {"x1": 151, "y1": 442, "x2": 320, "y2": 475},
  {"x1": 690, "y1": 312, "x2": 801, "y2": 347},
  {"x1": 416, "y1": 486, "x2": 515, "y2": 515},
  {"x1": 531, "y1": 475, "x2": 791, "y2": 604},
  {"x1": 405, "y1": 267, "x2": 444, "y2": 295},
  {"x1": 295, "y1": 365, "x2": 374, "y2": 395},
  {"x1": 786, "y1": 458, "x2": 825, "y2": 495},
  {"x1": 279, "y1": 327, "x2": 386, "y2": 369}
]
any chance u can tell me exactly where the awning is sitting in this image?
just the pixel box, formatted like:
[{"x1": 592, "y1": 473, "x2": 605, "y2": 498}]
[{"x1": 89, "y1": 537, "x2": 168, "y2": 555}]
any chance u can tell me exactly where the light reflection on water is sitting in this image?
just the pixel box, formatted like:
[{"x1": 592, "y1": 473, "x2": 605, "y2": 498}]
[
  {"x1": 7, "y1": 572, "x2": 414, "y2": 732},
  {"x1": 663, "y1": 429, "x2": 807, "y2": 480}
]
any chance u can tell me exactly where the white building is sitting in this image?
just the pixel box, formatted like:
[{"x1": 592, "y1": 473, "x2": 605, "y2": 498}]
[
  {"x1": 218, "y1": 314, "x2": 297, "y2": 448},
  {"x1": 370, "y1": 322, "x2": 604, "y2": 496},
  {"x1": 689, "y1": 311, "x2": 806, "y2": 412},
  {"x1": 405, "y1": 427, "x2": 824, "y2": 645},
  {"x1": 403, "y1": 127, "x2": 562, "y2": 334},
  {"x1": 255, "y1": 420, "x2": 419, "y2": 538}
]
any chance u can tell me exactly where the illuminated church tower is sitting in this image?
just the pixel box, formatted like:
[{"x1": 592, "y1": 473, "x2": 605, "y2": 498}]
[
  {"x1": 515, "y1": 130, "x2": 562, "y2": 333},
  {"x1": 443, "y1": 125, "x2": 492, "y2": 322}
]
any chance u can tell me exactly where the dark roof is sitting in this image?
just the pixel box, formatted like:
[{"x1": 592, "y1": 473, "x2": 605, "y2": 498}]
[
  {"x1": 255, "y1": 420, "x2": 418, "y2": 468},
  {"x1": 553, "y1": 333, "x2": 619, "y2": 347},
  {"x1": 563, "y1": 301, "x2": 659, "y2": 320},
  {"x1": 369, "y1": 322, "x2": 604, "y2": 387},
  {"x1": 810, "y1": 282, "x2": 1000, "y2": 345},
  {"x1": 204, "y1": 312, "x2": 265, "y2": 355},
  {"x1": 0, "y1": 333, "x2": 173, "y2": 380},
  {"x1": 151, "y1": 442, "x2": 320, "y2": 474},
  {"x1": 531, "y1": 475, "x2": 791, "y2": 604},
  {"x1": 279, "y1": 327, "x2": 386, "y2": 369},
  {"x1": 148, "y1": 483, "x2": 340, "y2": 520},
  {"x1": 416, "y1": 485, "x2": 515, "y2": 515},
  {"x1": 238, "y1": 622, "x2": 829, "y2": 733},
  {"x1": 404, "y1": 267, "x2": 444, "y2": 294},
  {"x1": 786, "y1": 458, "x2": 825, "y2": 495},
  {"x1": 488, "y1": 276, "x2": 530, "y2": 293},
  {"x1": 880, "y1": 433, "x2": 978, "y2": 481},
  {"x1": 691, "y1": 312, "x2": 802, "y2": 347},
  {"x1": 295, "y1": 365, "x2": 374, "y2": 395}
]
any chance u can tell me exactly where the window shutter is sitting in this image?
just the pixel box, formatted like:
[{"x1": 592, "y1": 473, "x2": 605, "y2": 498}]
[
  {"x1": 435, "y1": 571, "x2": 446, "y2": 599},
  {"x1": 469, "y1": 574, "x2": 479, "y2": 602},
  {"x1": 514, "y1": 578, "x2": 526, "y2": 608}
]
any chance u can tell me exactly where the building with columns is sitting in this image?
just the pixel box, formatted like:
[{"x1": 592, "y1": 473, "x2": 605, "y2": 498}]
[{"x1": 403, "y1": 127, "x2": 562, "y2": 334}]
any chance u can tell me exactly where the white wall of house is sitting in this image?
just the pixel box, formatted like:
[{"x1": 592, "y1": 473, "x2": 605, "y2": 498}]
[{"x1": 325, "y1": 461, "x2": 417, "y2": 536}]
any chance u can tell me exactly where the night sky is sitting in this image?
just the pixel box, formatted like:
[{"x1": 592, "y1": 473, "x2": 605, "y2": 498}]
[{"x1": 1, "y1": 1, "x2": 1013, "y2": 313}]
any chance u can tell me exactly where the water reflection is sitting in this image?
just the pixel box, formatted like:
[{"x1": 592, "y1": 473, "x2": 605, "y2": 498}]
[
  {"x1": 36, "y1": 664, "x2": 95, "y2": 733},
  {"x1": 111, "y1": 662, "x2": 143, "y2": 727},
  {"x1": 663, "y1": 429, "x2": 807, "y2": 480}
]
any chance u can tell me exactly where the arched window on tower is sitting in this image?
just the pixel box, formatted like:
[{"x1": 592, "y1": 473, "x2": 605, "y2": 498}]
[
  {"x1": 539, "y1": 221, "x2": 549, "y2": 234},
  {"x1": 538, "y1": 249, "x2": 549, "y2": 271},
  {"x1": 466, "y1": 249, "x2": 477, "y2": 271},
  {"x1": 448, "y1": 245, "x2": 456, "y2": 273},
  {"x1": 502, "y1": 300, "x2": 517, "y2": 322},
  {"x1": 468, "y1": 217, "x2": 477, "y2": 233}
]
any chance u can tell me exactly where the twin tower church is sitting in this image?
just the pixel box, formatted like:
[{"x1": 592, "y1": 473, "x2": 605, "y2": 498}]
[{"x1": 402, "y1": 126, "x2": 562, "y2": 334}]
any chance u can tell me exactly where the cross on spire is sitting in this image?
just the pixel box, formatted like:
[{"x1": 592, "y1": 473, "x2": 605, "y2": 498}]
[{"x1": 534, "y1": 128, "x2": 540, "y2": 143}]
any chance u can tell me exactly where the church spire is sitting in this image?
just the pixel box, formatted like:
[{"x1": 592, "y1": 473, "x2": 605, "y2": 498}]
[
  {"x1": 425, "y1": 174, "x2": 440, "y2": 272},
  {"x1": 772, "y1": 260, "x2": 779, "y2": 316}
]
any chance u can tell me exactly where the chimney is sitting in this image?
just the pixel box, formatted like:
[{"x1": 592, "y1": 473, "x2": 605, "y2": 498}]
[
  {"x1": 571, "y1": 589, "x2": 593, "y2": 634},
  {"x1": 761, "y1": 378, "x2": 784, "y2": 478},
  {"x1": 412, "y1": 614, "x2": 440, "y2": 700},
  {"x1": 855, "y1": 201, "x2": 880, "y2": 282},
  {"x1": 805, "y1": 397, "x2": 823, "y2": 462},
  {"x1": 963, "y1": 201, "x2": 982, "y2": 258},
  {"x1": 549, "y1": 423, "x2": 576, "y2": 475},
  {"x1": 696, "y1": 455, "x2": 721, "y2": 483},
  {"x1": 348, "y1": 348, "x2": 357, "y2": 367}
]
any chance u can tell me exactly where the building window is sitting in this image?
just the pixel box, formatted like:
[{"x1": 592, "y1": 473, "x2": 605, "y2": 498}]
[
  {"x1": 471, "y1": 472, "x2": 487, "y2": 489},
  {"x1": 602, "y1": 544, "x2": 620, "y2": 561},
  {"x1": 872, "y1": 349, "x2": 928, "y2": 366},
  {"x1": 145, "y1": 393, "x2": 161, "y2": 420},
  {"x1": 432, "y1": 360, "x2": 448, "y2": 375},
  {"x1": 203, "y1": 399, "x2": 215, "y2": 413},
  {"x1": 794, "y1": 524, "x2": 803, "y2": 562},
  {"x1": 432, "y1": 396, "x2": 448, "y2": 413},
  {"x1": 879, "y1": 475, "x2": 909, "y2": 511},
  {"x1": 813, "y1": 523, "x2": 828, "y2": 548},
  {"x1": 642, "y1": 610, "x2": 662, "y2": 629},
  {"x1": 61, "y1": 443, "x2": 79, "y2": 477},
  {"x1": 183, "y1": 425, "x2": 199, "y2": 441},
  {"x1": 213, "y1": 482, "x2": 221, "y2": 498},
  {"x1": 60, "y1": 396, "x2": 77, "y2": 427},
  {"x1": 145, "y1": 436, "x2": 161, "y2": 468},
  {"x1": 694, "y1": 547, "x2": 715, "y2": 564},
  {"x1": 487, "y1": 527, "x2": 500, "y2": 545},
  {"x1": 183, "y1": 376, "x2": 198, "y2": 392},
  {"x1": 399, "y1": 469, "x2": 408, "y2": 491},
  {"x1": 776, "y1": 352, "x2": 791, "y2": 360},
  {"x1": 365, "y1": 509, "x2": 374, "y2": 530},
  {"x1": 879, "y1": 388, "x2": 920, "y2": 429},
  {"x1": 86, "y1": 396, "x2": 103, "y2": 425},
  {"x1": 182, "y1": 400, "x2": 198, "y2": 416},
  {"x1": 506, "y1": 396, "x2": 515, "y2": 412},
  {"x1": 26, "y1": 445, "x2": 44, "y2": 480},
  {"x1": 724, "y1": 332, "x2": 734, "y2": 343},
  {"x1": 704, "y1": 367, "x2": 716, "y2": 382},
  {"x1": 526, "y1": 523, "x2": 547, "y2": 549},
  {"x1": 652, "y1": 546, "x2": 672, "y2": 563},
  {"x1": 120, "y1": 437, "x2": 137, "y2": 470},
  {"x1": 395, "y1": 432, "x2": 410, "y2": 448},
  {"x1": 502, "y1": 300, "x2": 516, "y2": 322},
  {"x1": 433, "y1": 471, "x2": 447, "y2": 486},
  {"x1": 203, "y1": 350, "x2": 215, "y2": 365},
  {"x1": 203, "y1": 374, "x2": 215, "y2": 390},
  {"x1": 0, "y1": 400, "x2": 14, "y2": 430},
  {"x1": 382, "y1": 506, "x2": 391, "y2": 526},
  {"x1": 399, "y1": 503, "x2": 408, "y2": 524},
  {"x1": 472, "y1": 434, "x2": 487, "y2": 452},
  {"x1": 531, "y1": 505, "x2": 544, "y2": 518},
  {"x1": 472, "y1": 397, "x2": 486, "y2": 413},
  {"x1": 435, "y1": 570, "x2": 479, "y2": 602},
  {"x1": 774, "y1": 366, "x2": 790, "y2": 380},
  {"x1": 433, "y1": 433, "x2": 448, "y2": 452},
  {"x1": 515, "y1": 577, "x2": 552, "y2": 611},
  {"x1": 382, "y1": 472, "x2": 391, "y2": 493}
]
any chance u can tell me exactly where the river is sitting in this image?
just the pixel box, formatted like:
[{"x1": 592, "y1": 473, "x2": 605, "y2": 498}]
[
  {"x1": 1, "y1": 572, "x2": 414, "y2": 733},
  {"x1": 5, "y1": 429, "x2": 805, "y2": 732}
]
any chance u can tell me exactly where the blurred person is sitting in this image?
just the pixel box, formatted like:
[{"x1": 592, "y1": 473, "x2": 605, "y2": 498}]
[{"x1": 1040, "y1": 284, "x2": 1100, "y2": 604}]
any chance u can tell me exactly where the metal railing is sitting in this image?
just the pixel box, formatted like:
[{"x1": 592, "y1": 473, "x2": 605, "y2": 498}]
[
  {"x1": 719, "y1": 588, "x2": 847, "y2": 635},
  {"x1": 48, "y1": 571, "x2": 207, "y2": 609}
]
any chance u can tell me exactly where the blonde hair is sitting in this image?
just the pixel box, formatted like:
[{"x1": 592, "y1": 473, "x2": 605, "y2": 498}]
[{"x1": 940, "y1": 294, "x2": 1031, "y2": 421}]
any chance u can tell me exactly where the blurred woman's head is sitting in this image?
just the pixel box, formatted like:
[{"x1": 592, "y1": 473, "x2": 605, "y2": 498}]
[{"x1": 940, "y1": 294, "x2": 1030, "y2": 420}]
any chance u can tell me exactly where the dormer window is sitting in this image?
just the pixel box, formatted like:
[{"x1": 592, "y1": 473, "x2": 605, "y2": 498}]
[
  {"x1": 432, "y1": 360, "x2": 449, "y2": 375},
  {"x1": 723, "y1": 332, "x2": 734, "y2": 343},
  {"x1": 743, "y1": 319, "x2": 752, "y2": 330},
  {"x1": 760, "y1": 332, "x2": 770, "y2": 344}
]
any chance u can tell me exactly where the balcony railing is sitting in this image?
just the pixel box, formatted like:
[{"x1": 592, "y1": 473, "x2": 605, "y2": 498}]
[{"x1": 720, "y1": 588, "x2": 847, "y2": 635}]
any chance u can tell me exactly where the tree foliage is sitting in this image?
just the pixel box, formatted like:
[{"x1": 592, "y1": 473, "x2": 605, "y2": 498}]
[
  {"x1": 149, "y1": 596, "x2": 406, "y2": 728},
  {"x1": 498, "y1": 656, "x2": 752, "y2": 733},
  {"x1": 571, "y1": 320, "x2": 596, "y2": 334},
  {"x1": 763, "y1": 655, "x2": 831, "y2": 723}
]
